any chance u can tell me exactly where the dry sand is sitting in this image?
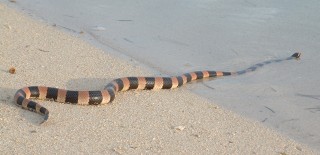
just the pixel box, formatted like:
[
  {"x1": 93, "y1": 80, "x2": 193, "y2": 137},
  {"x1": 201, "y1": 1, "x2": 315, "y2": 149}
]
[{"x1": 0, "y1": 3, "x2": 317, "y2": 154}]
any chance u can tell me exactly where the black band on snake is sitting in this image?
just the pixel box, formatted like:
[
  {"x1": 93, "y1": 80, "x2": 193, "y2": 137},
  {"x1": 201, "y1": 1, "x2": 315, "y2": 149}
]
[{"x1": 14, "y1": 52, "x2": 301, "y2": 123}]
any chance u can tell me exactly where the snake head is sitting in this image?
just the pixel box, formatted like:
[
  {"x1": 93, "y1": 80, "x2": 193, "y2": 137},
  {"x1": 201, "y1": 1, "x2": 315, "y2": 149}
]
[{"x1": 291, "y1": 52, "x2": 301, "y2": 59}]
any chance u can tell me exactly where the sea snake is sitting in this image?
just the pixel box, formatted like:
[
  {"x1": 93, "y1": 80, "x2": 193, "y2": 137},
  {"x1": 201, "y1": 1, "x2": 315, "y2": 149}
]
[{"x1": 14, "y1": 53, "x2": 301, "y2": 123}]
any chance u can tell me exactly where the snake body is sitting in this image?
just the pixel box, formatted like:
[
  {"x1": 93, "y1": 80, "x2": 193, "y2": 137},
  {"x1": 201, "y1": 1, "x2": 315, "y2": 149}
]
[{"x1": 14, "y1": 53, "x2": 301, "y2": 123}]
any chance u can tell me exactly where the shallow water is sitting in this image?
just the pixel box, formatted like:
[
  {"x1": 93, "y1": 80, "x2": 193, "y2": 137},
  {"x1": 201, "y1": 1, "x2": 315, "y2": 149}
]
[{"x1": 2, "y1": 0, "x2": 320, "y2": 150}]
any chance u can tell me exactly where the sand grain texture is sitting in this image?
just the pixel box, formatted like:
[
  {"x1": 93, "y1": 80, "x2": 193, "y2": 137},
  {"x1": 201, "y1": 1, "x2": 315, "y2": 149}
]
[{"x1": 0, "y1": 4, "x2": 317, "y2": 155}]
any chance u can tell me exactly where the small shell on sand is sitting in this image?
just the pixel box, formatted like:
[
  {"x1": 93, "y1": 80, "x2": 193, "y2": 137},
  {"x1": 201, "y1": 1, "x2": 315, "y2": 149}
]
[
  {"x1": 113, "y1": 146, "x2": 126, "y2": 154},
  {"x1": 174, "y1": 126, "x2": 186, "y2": 131}
]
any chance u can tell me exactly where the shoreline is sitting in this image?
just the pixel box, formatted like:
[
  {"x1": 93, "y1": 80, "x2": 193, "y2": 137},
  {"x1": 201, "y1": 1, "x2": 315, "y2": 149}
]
[{"x1": 0, "y1": 3, "x2": 317, "y2": 154}]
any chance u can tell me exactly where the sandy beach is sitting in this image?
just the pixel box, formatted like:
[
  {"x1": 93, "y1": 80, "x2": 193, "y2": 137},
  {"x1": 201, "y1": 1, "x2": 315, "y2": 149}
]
[{"x1": 0, "y1": 3, "x2": 317, "y2": 154}]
